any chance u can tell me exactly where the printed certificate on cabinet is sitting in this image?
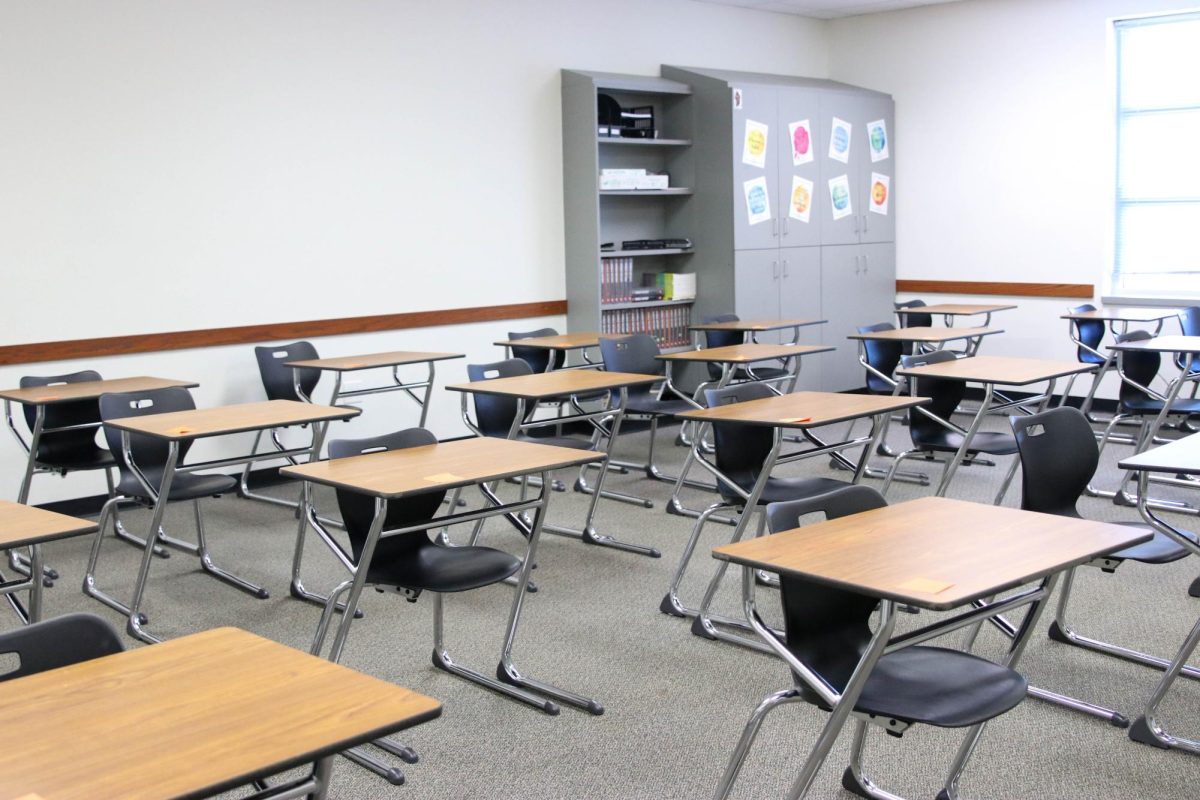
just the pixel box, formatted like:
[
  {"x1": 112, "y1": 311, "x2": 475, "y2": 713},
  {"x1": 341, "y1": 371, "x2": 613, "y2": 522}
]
[
  {"x1": 828, "y1": 117, "x2": 852, "y2": 164},
  {"x1": 742, "y1": 119, "x2": 769, "y2": 168},
  {"x1": 744, "y1": 176, "x2": 772, "y2": 225},
  {"x1": 828, "y1": 174, "x2": 853, "y2": 221},
  {"x1": 868, "y1": 119, "x2": 889, "y2": 162},
  {"x1": 869, "y1": 173, "x2": 890, "y2": 215},
  {"x1": 789, "y1": 119, "x2": 813, "y2": 166},
  {"x1": 789, "y1": 175, "x2": 813, "y2": 223}
]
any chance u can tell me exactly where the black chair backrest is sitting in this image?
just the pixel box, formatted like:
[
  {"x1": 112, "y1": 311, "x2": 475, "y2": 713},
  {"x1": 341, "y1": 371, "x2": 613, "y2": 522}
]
[
  {"x1": 703, "y1": 382, "x2": 775, "y2": 503},
  {"x1": 508, "y1": 327, "x2": 564, "y2": 373},
  {"x1": 0, "y1": 613, "x2": 123, "y2": 682},
  {"x1": 1068, "y1": 304, "x2": 1106, "y2": 365},
  {"x1": 255, "y1": 341, "x2": 320, "y2": 402},
  {"x1": 99, "y1": 387, "x2": 197, "y2": 475},
  {"x1": 1176, "y1": 307, "x2": 1200, "y2": 370},
  {"x1": 1010, "y1": 406, "x2": 1097, "y2": 518},
  {"x1": 466, "y1": 358, "x2": 534, "y2": 437},
  {"x1": 899, "y1": 350, "x2": 962, "y2": 444},
  {"x1": 600, "y1": 334, "x2": 663, "y2": 402},
  {"x1": 857, "y1": 323, "x2": 903, "y2": 394},
  {"x1": 19, "y1": 370, "x2": 105, "y2": 464},
  {"x1": 895, "y1": 299, "x2": 932, "y2": 329},
  {"x1": 328, "y1": 428, "x2": 447, "y2": 566},
  {"x1": 764, "y1": 486, "x2": 888, "y2": 695},
  {"x1": 702, "y1": 314, "x2": 743, "y2": 380},
  {"x1": 1115, "y1": 329, "x2": 1159, "y2": 412}
]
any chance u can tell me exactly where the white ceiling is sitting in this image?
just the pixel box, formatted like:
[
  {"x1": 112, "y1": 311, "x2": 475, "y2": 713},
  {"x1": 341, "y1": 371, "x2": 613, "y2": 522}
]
[{"x1": 692, "y1": 0, "x2": 965, "y2": 20}]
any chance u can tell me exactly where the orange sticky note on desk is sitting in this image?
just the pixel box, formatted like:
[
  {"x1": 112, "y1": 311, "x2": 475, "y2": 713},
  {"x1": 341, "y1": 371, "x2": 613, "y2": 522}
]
[
  {"x1": 166, "y1": 426, "x2": 195, "y2": 436},
  {"x1": 35, "y1": 396, "x2": 59, "y2": 402},
  {"x1": 424, "y1": 472, "x2": 463, "y2": 483},
  {"x1": 781, "y1": 417, "x2": 812, "y2": 424},
  {"x1": 897, "y1": 577, "x2": 954, "y2": 594}
]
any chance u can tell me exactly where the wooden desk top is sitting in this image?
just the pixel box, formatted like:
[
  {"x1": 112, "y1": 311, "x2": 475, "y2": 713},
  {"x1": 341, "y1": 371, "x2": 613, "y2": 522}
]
[
  {"x1": 493, "y1": 333, "x2": 609, "y2": 350},
  {"x1": 676, "y1": 391, "x2": 928, "y2": 429},
  {"x1": 0, "y1": 627, "x2": 441, "y2": 800},
  {"x1": 1119, "y1": 432, "x2": 1200, "y2": 476},
  {"x1": 0, "y1": 377, "x2": 198, "y2": 406},
  {"x1": 895, "y1": 303, "x2": 1017, "y2": 316},
  {"x1": 445, "y1": 370, "x2": 658, "y2": 399},
  {"x1": 281, "y1": 437, "x2": 604, "y2": 498},
  {"x1": 656, "y1": 343, "x2": 834, "y2": 363},
  {"x1": 688, "y1": 318, "x2": 827, "y2": 332},
  {"x1": 1061, "y1": 307, "x2": 1182, "y2": 323},
  {"x1": 0, "y1": 500, "x2": 97, "y2": 549},
  {"x1": 285, "y1": 351, "x2": 464, "y2": 371},
  {"x1": 1108, "y1": 335, "x2": 1200, "y2": 354},
  {"x1": 104, "y1": 400, "x2": 360, "y2": 441},
  {"x1": 714, "y1": 497, "x2": 1149, "y2": 611},
  {"x1": 846, "y1": 326, "x2": 1000, "y2": 343},
  {"x1": 895, "y1": 355, "x2": 1095, "y2": 386}
]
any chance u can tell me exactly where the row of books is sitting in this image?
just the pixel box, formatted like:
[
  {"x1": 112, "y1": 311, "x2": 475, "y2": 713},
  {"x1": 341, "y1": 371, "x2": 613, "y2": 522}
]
[
  {"x1": 601, "y1": 257, "x2": 636, "y2": 304},
  {"x1": 601, "y1": 304, "x2": 692, "y2": 348},
  {"x1": 602, "y1": 259, "x2": 698, "y2": 305}
]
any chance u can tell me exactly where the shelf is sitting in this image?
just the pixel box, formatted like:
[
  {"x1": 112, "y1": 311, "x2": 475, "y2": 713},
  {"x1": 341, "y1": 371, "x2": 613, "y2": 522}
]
[
  {"x1": 598, "y1": 137, "x2": 692, "y2": 147},
  {"x1": 599, "y1": 188, "x2": 693, "y2": 196},
  {"x1": 601, "y1": 299, "x2": 695, "y2": 311},
  {"x1": 600, "y1": 248, "x2": 694, "y2": 258}
]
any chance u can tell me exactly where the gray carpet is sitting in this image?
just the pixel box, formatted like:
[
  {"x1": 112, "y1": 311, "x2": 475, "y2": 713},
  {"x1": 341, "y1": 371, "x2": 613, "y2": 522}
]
[{"x1": 24, "y1": 411, "x2": 1200, "y2": 799}]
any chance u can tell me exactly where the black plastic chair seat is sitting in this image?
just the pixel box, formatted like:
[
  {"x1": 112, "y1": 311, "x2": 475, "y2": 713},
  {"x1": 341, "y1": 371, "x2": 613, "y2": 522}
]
[
  {"x1": 523, "y1": 419, "x2": 598, "y2": 439},
  {"x1": 366, "y1": 543, "x2": 521, "y2": 592},
  {"x1": 625, "y1": 395, "x2": 693, "y2": 416},
  {"x1": 731, "y1": 365, "x2": 790, "y2": 381},
  {"x1": 514, "y1": 433, "x2": 594, "y2": 451},
  {"x1": 34, "y1": 444, "x2": 115, "y2": 471},
  {"x1": 848, "y1": 646, "x2": 1028, "y2": 728},
  {"x1": 1121, "y1": 397, "x2": 1200, "y2": 415},
  {"x1": 720, "y1": 475, "x2": 848, "y2": 506},
  {"x1": 1110, "y1": 522, "x2": 1197, "y2": 564},
  {"x1": 117, "y1": 470, "x2": 237, "y2": 502},
  {"x1": 1080, "y1": 350, "x2": 1106, "y2": 365},
  {"x1": 914, "y1": 430, "x2": 1018, "y2": 456}
]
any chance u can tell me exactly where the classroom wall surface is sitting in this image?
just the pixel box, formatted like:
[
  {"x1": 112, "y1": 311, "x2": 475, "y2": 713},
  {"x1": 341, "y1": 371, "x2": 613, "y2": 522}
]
[
  {"x1": 828, "y1": 0, "x2": 1193, "y2": 400},
  {"x1": 0, "y1": 0, "x2": 829, "y2": 504}
]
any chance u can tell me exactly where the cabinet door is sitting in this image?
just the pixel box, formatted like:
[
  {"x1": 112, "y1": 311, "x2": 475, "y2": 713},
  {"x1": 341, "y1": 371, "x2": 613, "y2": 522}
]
[
  {"x1": 817, "y1": 97, "x2": 861, "y2": 246},
  {"x1": 775, "y1": 88, "x2": 822, "y2": 249},
  {"x1": 858, "y1": 242, "x2": 896, "y2": 323},
  {"x1": 779, "y1": 246, "x2": 823, "y2": 390},
  {"x1": 854, "y1": 95, "x2": 895, "y2": 244},
  {"x1": 734, "y1": 249, "x2": 783, "y2": 343},
  {"x1": 819, "y1": 245, "x2": 872, "y2": 391},
  {"x1": 732, "y1": 86, "x2": 781, "y2": 251}
]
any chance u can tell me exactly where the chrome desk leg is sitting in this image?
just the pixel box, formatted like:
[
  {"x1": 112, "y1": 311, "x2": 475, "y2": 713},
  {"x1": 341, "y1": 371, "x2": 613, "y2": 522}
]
[
  {"x1": 935, "y1": 384, "x2": 994, "y2": 497},
  {"x1": 125, "y1": 440, "x2": 180, "y2": 644},
  {"x1": 1129, "y1": 613, "x2": 1200, "y2": 753}
]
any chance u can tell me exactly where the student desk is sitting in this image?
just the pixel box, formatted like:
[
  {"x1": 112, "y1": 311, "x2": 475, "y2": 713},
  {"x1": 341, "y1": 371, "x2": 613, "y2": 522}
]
[
  {"x1": 0, "y1": 626, "x2": 441, "y2": 800},
  {"x1": 91, "y1": 399, "x2": 359, "y2": 644},
  {"x1": 446, "y1": 370, "x2": 659, "y2": 556},
  {"x1": 657, "y1": 342, "x2": 834, "y2": 395},
  {"x1": 848, "y1": 325, "x2": 1002, "y2": 363},
  {"x1": 895, "y1": 303, "x2": 1017, "y2": 328},
  {"x1": 1119, "y1": 435, "x2": 1200, "y2": 754},
  {"x1": 673, "y1": 392, "x2": 928, "y2": 648},
  {"x1": 283, "y1": 437, "x2": 605, "y2": 717},
  {"x1": 493, "y1": 332, "x2": 611, "y2": 370},
  {"x1": 712, "y1": 496, "x2": 1149, "y2": 800},
  {"x1": 0, "y1": 501, "x2": 96, "y2": 623},
  {"x1": 688, "y1": 318, "x2": 827, "y2": 345},
  {"x1": 895, "y1": 356, "x2": 1096, "y2": 499}
]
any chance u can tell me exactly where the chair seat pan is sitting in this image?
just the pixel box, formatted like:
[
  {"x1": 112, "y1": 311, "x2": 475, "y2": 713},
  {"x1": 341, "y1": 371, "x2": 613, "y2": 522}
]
[
  {"x1": 912, "y1": 430, "x2": 1018, "y2": 456},
  {"x1": 524, "y1": 419, "x2": 598, "y2": 439},
  {"x1": 1112, "y1": 522, "x2": 1197, "y2": 564},
  {"x1": 367, "y1": 543, "x2": 521, "y2": 592},
  {"x1": 1121, "y1": 397, "x2": 1200, "y2": 415},
  {"x1": 852, "y1": 646, "x2": 1028, "y2": 728},
  {"x1": 721, "y1": 476, "x2": 849, "y2": 506},
  {"x1": 627, "y1": 396, "x2": 694, "y2": 416},
  {"x1": 514, "y1": 433, "x2": 595, "y2": 451},
  {"x1": 35, "y1": 447, "x2": 116, "y2": 471},
  {"x1": 117, "y1": 470, "x2": 237, "y2": 502},
  {"x1": 731, "y1": 365, "x2": 790, "y2": 381}
]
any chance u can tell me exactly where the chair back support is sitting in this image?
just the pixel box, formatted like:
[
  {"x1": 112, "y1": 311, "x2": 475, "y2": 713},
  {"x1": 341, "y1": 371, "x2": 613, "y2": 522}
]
[
  {"x1": 895, "y1": 299, "x2": 932, "y2": 329},
  {"x1": 858, "y1": 323, "x2": 903, "y2": 394},
  {"x1": 898, "y1": 349, "x2": 963, "y2": 444},
  {"x1": 0, "y1": 613, "x2": 123, "y2": 682},
  {"x1": 1176, "y1": 307, "x2": 1200, "y2": 371},
  {"x1": 764, "y1": 486, "x2": 888, "y2": 695},
  {"x1": 466, "y1": 358, "x2": 534, "y2": 437},
  {"x1": 703, "y1": 382, "x2": 775, "y2": 502},
  {"x1": 1114, "y1": 329, "x2": 1160, "y2": 412},
  {"x1": 508, "y1": 327, "x2": 564, "y2": 373},
  {"x1": 1067, "y1": 304, "x2": 1106, "y2": 365},
  {"x1": 600, "y1": 334, "x2": 662, "y2": 403},
  {"x1": 1010, "y1": 406, "x2": 1097, "y2": 518},
  {"x1": 99, "y1": 387, "x2": 198, "y2": 474},
  {"x1": 255, "y1": 341, "x2": 320, "y2": 402},
  {"x1": 328, "y1": 428, "x2": 447, "y2": 566},
  {"x1": 702, "y1": 314, "x2": 743, "y2": 380},
  {"x1": 19, "y1": 371, "x2": 105, "y2": 464}
]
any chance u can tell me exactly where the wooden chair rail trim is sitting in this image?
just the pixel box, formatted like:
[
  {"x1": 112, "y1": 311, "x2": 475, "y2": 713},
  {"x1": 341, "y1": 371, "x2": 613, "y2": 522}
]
[
  {"x1": 895, "y1": 280, "x2": 1094, "y2": 299},
  {"x1": 0, "y1": 300, "x2": 568, "y2": 366}
]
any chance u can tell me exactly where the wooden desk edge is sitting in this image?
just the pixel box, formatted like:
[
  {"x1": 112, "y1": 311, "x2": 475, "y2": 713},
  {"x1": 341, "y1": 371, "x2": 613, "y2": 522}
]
[
  {"x1": 285, "y1": 353, "x2": 465, "y2": 370},
  {"x1": 674, "y1": 396, "x2": 930, "y2": 427},
  {"x1": 104, "y1": 406, "x2": 361, "y2": 440}
]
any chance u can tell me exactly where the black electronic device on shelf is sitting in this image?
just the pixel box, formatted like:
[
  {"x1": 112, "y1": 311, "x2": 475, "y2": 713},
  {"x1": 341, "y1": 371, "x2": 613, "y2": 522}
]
[
  {"x1": 620, "y1": 238, "x2": 692, "y2": 251},
  {"x1": 596, "y1": 94, "x2": 657, "y2": 138}
]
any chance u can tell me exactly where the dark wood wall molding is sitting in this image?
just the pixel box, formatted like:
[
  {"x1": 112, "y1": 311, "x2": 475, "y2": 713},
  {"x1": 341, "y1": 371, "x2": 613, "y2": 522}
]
[
  {"x1": 0, "y1": 300, "x2": 568, "y2": 367},
  {"x1": 895, "y1": 280, "x2": 1094, "y2": 299}
]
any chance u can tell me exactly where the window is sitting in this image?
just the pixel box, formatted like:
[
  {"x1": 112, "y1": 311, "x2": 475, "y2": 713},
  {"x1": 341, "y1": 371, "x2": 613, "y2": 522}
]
[{"x1": 1113, "y1": 11, "x2": 1200, "y2": 298}]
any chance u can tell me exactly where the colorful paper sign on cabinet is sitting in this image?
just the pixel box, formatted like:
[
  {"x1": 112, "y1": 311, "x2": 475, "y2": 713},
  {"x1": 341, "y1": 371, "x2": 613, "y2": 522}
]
[
  {"x1": 789, "y1": 176, "x2": 813, "y2": 223},
  {"x1": 869, "y1": 173, "x2": 890, "y2": 215},
  {"x1": 742, "y1": 120, "x2": 769, "y2": 168},
  {"x1": 868, "y1": 119, "x2": 889, "y2": 162},
  {"x1": 744, "y1": 176, "x2": 772, "y2": 225},
  {"x1": 828, "y1": 174, "x2": 853, "y2": 220},
  {"x1": 828, "y1": 118, "x2": 852, "y2": 164},
  {"x1": 788, "y1": 120, "x2": 813, "y2": 166}
]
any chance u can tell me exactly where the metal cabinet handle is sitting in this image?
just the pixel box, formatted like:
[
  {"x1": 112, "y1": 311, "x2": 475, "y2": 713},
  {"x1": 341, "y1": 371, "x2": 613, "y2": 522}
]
[
  {"x1": 772, "y1": 218, "x2": 779, "y2": 237},
  {"x1": 862, "y1": 213, "x2": 868, "y2": 233},
  {"x1": 782, "y1": 259, "x2": 789, "y2": 278},
  {"x1": 772, "y1": 260, "x2": 780, "y2": 278},
  {"x1": 854, "y1": 255, "x2": 860, "y2": 275},
  {"x1": 782, "y1": 217, "x2": 789, "y2": 237},
  {"x1": 853, "y1": 215, "x2": 859, "y2": 234},
  {"x1": 863, "y1": 255, "x2": 870, "y2": 275}
]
